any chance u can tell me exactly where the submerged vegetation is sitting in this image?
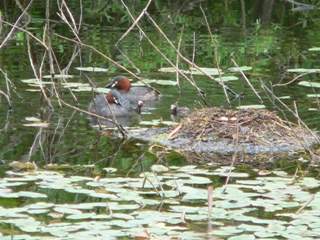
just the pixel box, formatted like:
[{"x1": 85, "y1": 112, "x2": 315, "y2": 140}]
[{"x1": 1, "y1": 0, "x2": 320, "y2": 239}]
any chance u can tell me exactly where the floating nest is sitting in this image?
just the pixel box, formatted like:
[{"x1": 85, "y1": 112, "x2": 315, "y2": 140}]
[{"x1": 132, "y1": 108, "x2": 319, "y2": 166}]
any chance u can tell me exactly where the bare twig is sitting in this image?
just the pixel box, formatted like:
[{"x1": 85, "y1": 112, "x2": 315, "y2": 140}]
[
  {"x1": 200, "y1": 4, "x2": 232, "y2": 105},
  {"x1": 296, "y1": 194, "x2": 315, "y2": 214},
  {"x1": 231, "y1": 58, "x2": 263, "y2": 104},
  {"x1": 273, "y1": 71, "x2": 320, "y2": 87},
  {"x1": 116, "y1": 0, "x2": 153, "y2": 45},
  {"x1": 176, "y1": 25, "x2": 184, "y2": 92},
  {"x1": 261, "y1": 80, "x2": 320, "y2": 145},
  {"x1": 207, "y1": 184, "x2": 213, "y2": 217},
  {"x1": 0, "y1": 0, "x2": 33, "y2": 49},
  {"x1": 57, "y1": 0, "x2": 81, "y2": 41}
]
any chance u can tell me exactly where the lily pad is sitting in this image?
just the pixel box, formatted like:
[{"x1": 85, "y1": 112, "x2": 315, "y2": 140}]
[
  {"x1": 8, "y1": 161, "x2": 34, "y2": 169},
  {"x1": 18, "y1": 191, "x2": 47, "y2": 198},
  {"x1": 25, "y1": 117, "x2": 41, "y2": 122},
  {"x1": 298, "y1": 81, "x2": 320, "y2": 88},
  {"x1": 309, "y1": 47, "x2": 320, "y2": 51},
  {"x1": 75, "y1": 67, "x2": 109, "y2": 72},
  {"x1": 307, "y1": 94, "x2": 320, "y2": 98},
  {"x1": 190, "y1": 67, "x2": 222, "y2": 75},
  {"x1": 23, "y1": 122, "x2": 49, "y2": 127},
  {"x1": 61, "y1": 82, "x2": 90, "y2": 88},
  {"x1": 155, "y1": 80, "x2": 177, "y2": 86},
  {"x1": 217, "y1": 76, "x2": 239, "y2": 82},
  {"x1": 288, "y1": 69, "x2": 320, "y2": 73},
  {"x1": 228, "y1": 66, "x2": 253, "y2": 72},
  {"x1": 43, "y1": 74, "x2": 74, "y2": 79},
  {"x1": 236, "y1": 105, "x2": 266, "y2": 109}
]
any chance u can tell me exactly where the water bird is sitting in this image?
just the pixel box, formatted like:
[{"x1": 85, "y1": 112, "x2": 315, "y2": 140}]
[
  {"x1": 88, "y1": 90, "x2": 131, "y2": 117},
  {"x1": 105, "y1": 76, "x2": 161, "y2": 103},
  {"x1": 171, "y1": 104, "x2": 190, "y2": 116}
]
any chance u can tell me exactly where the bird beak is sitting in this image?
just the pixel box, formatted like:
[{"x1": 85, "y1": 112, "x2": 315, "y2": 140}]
[
  {"x1": 113, "y1": 97, "x2": 122, "y2": 106},
  {"x1": 105, "y1": 81, "x2": 117, "y2": 88}
]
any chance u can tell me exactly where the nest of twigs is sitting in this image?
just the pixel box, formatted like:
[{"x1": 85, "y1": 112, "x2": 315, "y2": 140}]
[
  {"x1": 168, "y1": 107, "x2": 305, "y2": 145},
  {"x1": 133, "y1": 107, "x2": 318, "y2": 166}
]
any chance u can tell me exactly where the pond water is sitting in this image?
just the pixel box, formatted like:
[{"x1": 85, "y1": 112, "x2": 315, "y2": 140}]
[{"x1": 1, "y1": 0, "x2": 320, "y2": 239}]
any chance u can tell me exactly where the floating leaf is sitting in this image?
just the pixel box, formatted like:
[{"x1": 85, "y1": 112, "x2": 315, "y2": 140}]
[
  {"x1": 228, "y1": 66, "x2": 253, "y2": 72},
  {"x1": 151, "y1": 165, "x2": 169, "y2": 172},
  {"x1": 217, "y1": 76, "x2": 239, "y2": 82},
  {"x1": 21, "y1": 78, "x2": 38, "y2": 83},
  {"x1": 158, "y1": 67, "x2": 182, "y2": 73},
  {"x1": 27, "y1": 82, "x2": 54, "y2": 86},
  {"x1": 23, "y1": 122, "x2": 49, "y2": 127},
  {"x1": 61, "y1": 82, "x2": 90, "y2": 88},
  {"x1": 307, "y1": 94, "x2": 320, "y2": 98},
  {"x1": 155, "y1": 80, "x2": 177, "y2": 86},
  {"x1": 54, "y1": 207, "x2": 82, "y2": 215},
  {"x1": 26, "y1": 89, "x2": 41, "y2": 92},
  {"x1": 236, "y1": 105, "x2": 266, "y2": 109},
  {"x1": 158, "y1": 67, "x2": 222, "y2": 75},
  {"x1": 218, "y1": 172, "x2": 250, "y2": 178},
  {"x1": 43, "y1": 74, "x2": 74, "y2": 79},
  {"x1": 75, "y1": 67, "x2": 108, "y2": 72},
  {"x1": 278, "y1": 96, "x2": 291, "y2": 99},
  {"x1": 9, "y1": 161, "x2": 34, "y2": 169},
  {"x1": 27, "y1": 209, "x2": 49, "y2": 215},
  {"x1": 103, "y1": 167, "x2": 117, "y2": 173},
  {"x1": 288, "y1": 69, "x2": 320, "y2": 73},
  {"x1": 190, "y1": 67, "x2": 222, "y2": 75},
  {"x1": 258, "y1": 170, "x2": 272, "y2": 176},
  {"x1": 18, "y1": 191, "x2": 47, "y2": 198},
  {"x1": 66, "y1": 213, "x2": 93, "y2": 220},
  {"x1": 298, "y1": 81, "x2": 320, "y2": 88},
  {"x1": 135, "y1": 79, "x2": 157, "y2": 84},
  {"x1": 309, "y1": 47, "x2": 320, "y2": 51},
  {"x1": 139, "y1": 119, "x2": 178, "y2": 126},
  {"x1": 25, "y1": 117, "x2": 41, "y2": 122},
  {"x1": 209, "y1": 226, "x2": 244, "y2": 236},
  {"x1": 28, "y1": 202, "x2": 54, "y2": 209}
]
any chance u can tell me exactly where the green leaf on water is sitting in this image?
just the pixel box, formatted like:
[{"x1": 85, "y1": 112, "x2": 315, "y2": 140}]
[
  {"x1": 228, "y1": 66, "x2": 253, "y2": 72},
  {"x1": 309, "y1": 47, "x2": 320, "y2": 51},
  {"x1": 278, "y1": 96, "x2": 291, "y2": 99},
  {"x1": 307, "y1": 94, "x2": 320, "y2": 98},
  {"x1": 217, "y1": 76, "x2": 239, "y2": 81},
  {"x1": 103, "y1": 167, "x2": 117, "y2": 173},
  {"x1": 155, "y1": 80, "x2": 177, "y2": 86},
  {"x1": 75, "y1": 67, "x2": 109, "y2": 72},
  {"x1": 236, "y1": 105, "x2": 266, "y2": 109},
  {"x1": 298, "y1": 81, "x2": 320, "y2": 88},
  {"x1": 151, "y1": 165, "x2": 169, "y2": 172},
  {"x1": 43, "y1": 74, "x2": 74, "y2": 79},
  {"x1": 8, "y1": 161, "x2": 34, "y2": 169},
  {"x1": 288, "y1": 68, "x2": 320, "y2": 73},
  {"x1": 190, "y1": 67, "x2": 222, "y2": 75},
  {"x1": 18, "y1": 191, "x2": 47, "y2": 198},
  {"x1": 62, "y1": 82, "x2": 90, "y2": 88},
  {"x1": 23, "y1": 122, "x2": 49, "y2": 127},
  {"x1": 25, "y1": 117, "x2": 41, "y2": 122}
]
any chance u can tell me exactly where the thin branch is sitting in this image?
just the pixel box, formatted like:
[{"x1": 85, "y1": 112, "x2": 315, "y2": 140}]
[
  {"x1": 116, "y1": 0, "x2": 153, "y2": 45},
  {"x1": 0, "y1": 0, "x2": 33, "y2": 49},
  {"x1": 231, "y1": 58, "x2": 263, "y2": 104}
]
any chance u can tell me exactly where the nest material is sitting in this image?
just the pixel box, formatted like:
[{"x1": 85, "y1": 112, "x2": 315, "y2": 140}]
[
  {"x1": 132, "y1": 108, "x2": 318, "y2": 165},
  {"x1": 169, "y1": 107, "x2": 301, "y2": 145}
]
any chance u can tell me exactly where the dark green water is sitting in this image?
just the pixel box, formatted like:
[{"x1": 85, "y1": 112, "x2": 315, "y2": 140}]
[
  {"x1": 1, "y1": 1, "x2": 320, "y2": 238},
  {"x1": 1, "y1": 0, "x2": 319, "y2": 168}
]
